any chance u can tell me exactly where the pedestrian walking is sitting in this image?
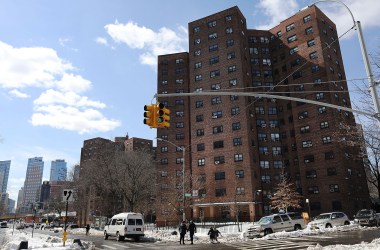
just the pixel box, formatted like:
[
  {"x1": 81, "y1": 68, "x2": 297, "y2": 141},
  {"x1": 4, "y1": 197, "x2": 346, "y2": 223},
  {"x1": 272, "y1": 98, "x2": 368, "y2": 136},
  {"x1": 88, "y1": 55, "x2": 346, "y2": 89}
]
[
  {"x1": 208, "y1": 227, "x2": 215, "y2": 243},
  {"x1": 86, "y1": 224, "x2": 90, "y2": 236},
  {"x1": 214, "y1": 227, "x2": 222, "y2": 242},
  {"x1": 188, "y1": 220, "x2": 196, "y2": 244},
  {"x1": 179, "y1": 221, "x2": 187, "y2": 244}
]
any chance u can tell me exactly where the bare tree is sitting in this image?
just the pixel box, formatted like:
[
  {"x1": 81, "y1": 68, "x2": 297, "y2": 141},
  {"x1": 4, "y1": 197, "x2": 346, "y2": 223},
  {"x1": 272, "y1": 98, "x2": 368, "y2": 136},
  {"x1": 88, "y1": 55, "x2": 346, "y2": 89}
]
[{"x1": 270, "y1": 178, "x2": 303, "y2": 213}]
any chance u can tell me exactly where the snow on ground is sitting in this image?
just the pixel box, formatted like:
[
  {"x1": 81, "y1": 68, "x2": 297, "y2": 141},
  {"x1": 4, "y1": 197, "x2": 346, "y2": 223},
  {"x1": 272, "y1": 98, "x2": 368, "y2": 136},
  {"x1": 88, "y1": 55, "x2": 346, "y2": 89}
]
[{"x1": 2, "y1": 223, "x2": 380, "y2": 249}]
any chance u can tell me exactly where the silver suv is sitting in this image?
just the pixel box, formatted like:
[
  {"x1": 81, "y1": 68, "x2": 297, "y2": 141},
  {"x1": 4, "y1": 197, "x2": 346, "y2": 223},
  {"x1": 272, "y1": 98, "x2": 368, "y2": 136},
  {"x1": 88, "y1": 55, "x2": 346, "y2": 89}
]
[{"x1": 308, "y1": 212, "x2": 350, "y2": 229}]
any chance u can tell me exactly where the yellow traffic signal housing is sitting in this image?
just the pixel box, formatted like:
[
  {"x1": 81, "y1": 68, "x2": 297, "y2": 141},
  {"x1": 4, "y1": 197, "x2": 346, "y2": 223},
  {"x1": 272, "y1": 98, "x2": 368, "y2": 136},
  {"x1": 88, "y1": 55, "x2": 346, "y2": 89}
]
[
  {"x1": 143, "y1": 104, "x2": 157, "y2": 128},
  {"x1": 156, "y1": 103, "x2": 170, "y2": 128}
]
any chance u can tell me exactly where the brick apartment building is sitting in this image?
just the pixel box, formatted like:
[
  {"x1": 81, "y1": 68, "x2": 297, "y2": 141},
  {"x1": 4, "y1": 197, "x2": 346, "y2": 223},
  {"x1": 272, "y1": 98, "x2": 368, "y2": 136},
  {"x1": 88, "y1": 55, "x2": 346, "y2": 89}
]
[{"x1": 155, "y1": 5, "x2": 370, "y2": 224}]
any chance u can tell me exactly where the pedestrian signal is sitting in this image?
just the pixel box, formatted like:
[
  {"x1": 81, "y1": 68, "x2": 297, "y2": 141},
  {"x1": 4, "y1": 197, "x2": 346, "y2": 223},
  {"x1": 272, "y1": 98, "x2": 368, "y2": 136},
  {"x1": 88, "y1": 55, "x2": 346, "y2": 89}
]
[
  {"x1": 156, "y1": 103, "x2": 170, "y2": 128},
  {"x1": 143, "y1": 104, "x2": 157, "y2": 128}
]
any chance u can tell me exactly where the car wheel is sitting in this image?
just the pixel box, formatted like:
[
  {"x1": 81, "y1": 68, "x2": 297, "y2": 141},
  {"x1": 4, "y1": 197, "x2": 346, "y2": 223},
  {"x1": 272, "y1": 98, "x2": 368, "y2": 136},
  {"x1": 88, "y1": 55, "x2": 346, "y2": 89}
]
[
  {"x1": 135, "y1": 236, "x2": 140, "y2": 241},
  {"x1": 104, "y1": 231, "x2": 108, "y2": 240},
  {"x1": 264, "y1": 228, "x2": 273, "y2": 236},
  {"x1": 326, "y1": 223, "x2": 332, "y2": 228},
  {"x1": 116, "y1": 232, "x2": 123, "y2": 241},
  {"x1": 294, "y1": 224, "x2": 302, "y2": 231},
  {"x1": 344, "y1": 221, "x2": 350, "y2": 226}
]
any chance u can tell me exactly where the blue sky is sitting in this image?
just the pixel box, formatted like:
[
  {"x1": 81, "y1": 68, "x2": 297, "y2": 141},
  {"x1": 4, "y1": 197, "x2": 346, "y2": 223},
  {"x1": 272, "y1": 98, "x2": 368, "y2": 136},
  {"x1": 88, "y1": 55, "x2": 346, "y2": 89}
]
[{"x1": 0, "y1": 0, "x2": 379, "y2": 202}]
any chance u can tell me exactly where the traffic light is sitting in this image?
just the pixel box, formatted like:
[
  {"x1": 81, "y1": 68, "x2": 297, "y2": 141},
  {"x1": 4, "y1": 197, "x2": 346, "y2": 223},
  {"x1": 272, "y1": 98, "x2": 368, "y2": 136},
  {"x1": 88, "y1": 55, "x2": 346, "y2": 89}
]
[
  {"x1": 143, "y1": 104, "x2": 157, "y2": 128},
  {"x1": 156, "y1": 103, "x2": 170, "y2": 128}
]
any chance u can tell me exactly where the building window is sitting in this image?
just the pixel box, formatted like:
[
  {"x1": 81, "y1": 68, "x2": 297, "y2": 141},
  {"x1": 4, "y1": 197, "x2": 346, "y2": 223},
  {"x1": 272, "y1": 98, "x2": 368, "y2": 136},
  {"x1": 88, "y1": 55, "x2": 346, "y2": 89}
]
[
  {"x1": 309, "y1": 51, "x2": 318, "y2": 59},
  {"x1": 322, "y1": 136, "x2": 332, "y2": 144},
  {"x1": 234, "y1": 154, "x2": 243, "y2": 162},
  {"x1": 291, "y1": 58, "x2": 301, "y2": 67},
  {"x1": 160, "y1": 158, "x2": 168, "y2": 165},
  {"x1": 196, "y1": 115, "x2": 204, "y2": 122},
  {"x1": 210, "y1": 69, "x2": 220, "y2": 78},
  {"x1": 176, "y1": 158, "x2": 184, "y2": 164},
  {"x1": 211, "y1": 96, "x2": 222, "y2": 105},
  {"x1": 320, "y1": 121, "x2": 329, "y2": 129},
  {"x1": 306, "y1": 170, "x2": 317, "y2": 179},
  {"x1": 212, "y1": 111, "x2": 223, "y2": 118},
  {"x1": 208, "y1": 32, "x2": 218, "y2": 40},
  {"x1": 260, "y1": 160, "x2": 270, "y2": 169},
  {"x1": 227, "y1": 51, "x2": 236, "y2": 59},
  {"x1": 300, "y1": 125, "x2": 310, "y2": 134},
  {"x1": 214, "y1": 156, "x2": 225, "y2": 164},
  {"x1": 318, "y1": 106, "x2": 326, "y2": 114},
  {"x1": 329, "y1": 184, "x2": 339, "y2": 193},
  {"x1": 210, "y1": 56, "x2": 219, "y2": 64},
  {"x1": 263, "y1": 58, "x2": 271, "y2": 65},
  {"x1": 195, "y1": 62, "x2": 202, "y2": 69},
  {"x1": 161, "y1": 80, "x2": 168, "y2": 85},
  {"x1": 176, "y1": 133, "x2": 184, "y2": 140},
  {"x1": 215, "y1": 172, "x2": 225, "y2": 180},
  {"x1": 213, "y1": 125, "x2": 223, "y2": 134},
  {"x1": 273, "y1": 160, "x2": 283, "y2": 168},
  {"x1": 161, "y1": 171, "x2": 168, "y2": 177},
  {"x1": 287, "y1": 34, "x2": 297, "y2": 43},
  {"x1": 195, "y1": 74, "x2": 202, "y2": 81},
  {"x1": 304, "y1": 155, "x2": 315, "y2": 163},
  {"x1": 195, "y1": 101, "x2": 203, "y2": 108},
  {"x1": 327, "y1": 168, "x2": 337, "y2": 176},
  {"x1": 213, "y1": 140, "x2": 224, "y2": 149},
  {"x1": 208, "y1": 20, "x2": 217, "y2": 28},
  {"x1": 209, "y1": 44, "x2": 219, "y2": 52},
  {"x1": 225, "y1": 27, "x2": 233, "y2": 34},
  {"x1": 261, "y1": 175, "x2": 271, "y2": 183},
  {"x1": 289, "y1": 47, "x2": 299, "y2": 55},
  {"x1": 302, "y1": 140, "x2": 313, "y2": 148},
  {"x1": 303, "y1": 15, "x2": 311, "y2": 23},
  {"x1": 236, "y1": 187, "x2": 245, "y2": 195},
  {"x1": 225, "y1": 15, "x2": 232, "y2": 21},
  {"x1": 308, "y1": 186, "x2": 319, "y2": 194},
  {"x1": 194, "y1": 49, "x2": 201, "y2": 56},
  {"x1": 311, "y1": 65, "x2": 320, "y2": 73},
  {"x1": 233, "y1": 137, "x2": 242, "y2": 146},
  {"x1": 161, "y1": 147, "x2": 168, "y2": 152},
  {"x1": 286, "y1": 23, "x2": 295, "y2": 32},
  {"x1": 235, "y1": 170, "x2": 244, "y2": 178},
  {"x1": 268, "y1": 107, "x2": 277, "y2": 115},
  {"x1": 197, "y1": 143, "x2": 205, "y2": 151},
  {"x1": 270, "y1": 133, "x2": 280, "y2": 141},
  {"x1": 316, "y1": 92, "x2": 324, "y2": 100},
  {"x1": 231, "y1": 107, "x2": 240, "y2": 115},
  {"x1": 325, "y1": 151, "x2": 334, "y2": 160},
  {"x1": 198, "y1": 158, "x2": 205, "y2": 166},
  {"x1": 193, "y1": 26, "x2": 200, "y2": 33},
  {"x1": 305, "y1": 27, "x2": 313, "y2": 34},
  {"x1": 228, "y1": 65, "x2": 237, "y2": 73},
  {"x1": 226, "y1": 38, "x2": 234, "y2": 47},
  {"x1": 292, "y1": 71, "x2": 302, "y2": 79},
  {"x1": 229, "y1": 79, "x2": 237, "y2": 86},
  {"x1": 176, "y1": 122, "x2": 184, "y2": 128},
  {"x1": 194, "y1": 38, "x2": 201, "y2": 45},
  {"x1": 307, "y1": 39, "x2": 316, "y2": 47},
  {"x1": 215, "y1": 188, "x2": 226, "y2": 197},
  {"x1": 196, "y1": 129, "x2": 204, "y2": 136},
  {"x1": 176, "y1": 79, "x2": 184, "y2": 84},
  {"x1": 232, "y1": 122, "x2": 241, "y2": 131}
]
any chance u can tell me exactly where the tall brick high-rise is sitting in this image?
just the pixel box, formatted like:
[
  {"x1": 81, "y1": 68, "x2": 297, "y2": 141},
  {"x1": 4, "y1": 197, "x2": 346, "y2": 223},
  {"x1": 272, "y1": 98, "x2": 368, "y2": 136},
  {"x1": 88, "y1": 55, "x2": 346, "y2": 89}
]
[{"x1": 155, "y1": 5, "x2": 370, "y2": 224}]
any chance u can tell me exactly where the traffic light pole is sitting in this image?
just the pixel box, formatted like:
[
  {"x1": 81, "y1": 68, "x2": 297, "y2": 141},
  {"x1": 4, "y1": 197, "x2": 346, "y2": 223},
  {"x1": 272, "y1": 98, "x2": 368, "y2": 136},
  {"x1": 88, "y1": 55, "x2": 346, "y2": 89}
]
[{"x1": 155, "y1": 92, "x2": 377, "y2": 120}]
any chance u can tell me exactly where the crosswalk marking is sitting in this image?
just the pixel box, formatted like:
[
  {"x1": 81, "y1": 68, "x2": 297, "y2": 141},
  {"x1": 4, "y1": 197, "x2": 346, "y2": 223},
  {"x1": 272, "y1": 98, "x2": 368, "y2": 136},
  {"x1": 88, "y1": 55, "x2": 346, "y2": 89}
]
[
  {"x1": 112, "y1": 243, "x2": 131, "y2": 248},
  {"x1": 100, "y1": 245, "x2": 117, "y2": 249},
  {"x1": 225, "y1": 239, "x2": 315, "y2": 250}
]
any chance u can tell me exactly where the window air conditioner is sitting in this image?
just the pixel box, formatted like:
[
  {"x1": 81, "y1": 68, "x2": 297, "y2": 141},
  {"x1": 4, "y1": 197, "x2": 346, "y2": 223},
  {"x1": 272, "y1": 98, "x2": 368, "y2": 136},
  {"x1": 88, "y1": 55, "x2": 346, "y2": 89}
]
[
  {"x1": 270, "y1": 124, "x2": 276, "y2": 128},
  {"x1": 214, "y1": 161, "x2": 220, "y2": 164},
  {"x1": 261, "y1": 124, "x2": 267, "y2": 128},
  {"x1": 212, "y1": 115, "x2": 218, "y2": 119},
  {"x1": 201, "y1": 194, "x2": 206, "y2": 197},
  {"x1": 215, "y1": 85, "x2": 220, "y2": 90},
  {"x1": 330, "y1": 189, "x2": 335, "y2": 192},
  {"x1": 264, "y1": 152, "x2": 269, "y2": 155},
  {"x1": 305, "y1": 159, "x2": 310, "y2": 163},
  {"x1": 299, "y1": 115, "x2": 304, "y2": 119}
]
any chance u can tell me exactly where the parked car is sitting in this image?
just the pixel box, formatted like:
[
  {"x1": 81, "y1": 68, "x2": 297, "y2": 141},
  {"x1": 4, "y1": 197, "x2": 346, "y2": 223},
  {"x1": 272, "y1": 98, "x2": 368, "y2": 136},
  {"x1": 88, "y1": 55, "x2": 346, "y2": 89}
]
[
  {"x1": 104, "y1": 212, "x2": 145, "y2": 241},
  {"x1": 308, "y1": 212, "x2": 350, "y2": 229},
  {"x1": 0, "y1": 221, "x2": 7, "y2": 228},
  {"x1": 353, "y1": 209, "x2": 379, "y2": 227},
  {"x1": 246, "y1": 212, "x2": 306, "y2": 238}
]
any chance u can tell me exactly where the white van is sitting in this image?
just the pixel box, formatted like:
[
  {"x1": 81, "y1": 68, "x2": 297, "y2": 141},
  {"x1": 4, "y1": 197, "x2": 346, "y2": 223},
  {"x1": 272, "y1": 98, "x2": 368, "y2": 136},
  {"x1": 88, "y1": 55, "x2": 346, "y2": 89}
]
[{"x1": 104, "y1": 212, "x2": 144, "y2": 241}]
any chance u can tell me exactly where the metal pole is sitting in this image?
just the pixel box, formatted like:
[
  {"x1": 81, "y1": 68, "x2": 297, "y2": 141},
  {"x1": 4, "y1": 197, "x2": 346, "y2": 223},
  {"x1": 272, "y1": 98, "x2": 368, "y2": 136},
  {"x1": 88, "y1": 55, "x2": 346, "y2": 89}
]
[
  {"x1": 356, "y1": 20, "x2": 380, "y2": 125},
  {"x1": 182, "y1": 147, "x2": 186, "y2": 222},
  {"x1": 63, "y1": 200, "x2": 68, "y2": 246}
]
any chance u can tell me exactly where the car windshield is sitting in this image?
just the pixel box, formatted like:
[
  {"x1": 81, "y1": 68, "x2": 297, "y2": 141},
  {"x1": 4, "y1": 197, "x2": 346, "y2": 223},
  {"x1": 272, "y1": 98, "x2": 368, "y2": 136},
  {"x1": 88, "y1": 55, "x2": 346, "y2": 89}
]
[
  {"x1": 257, "y1": 216, "x2": 272, "y2": 224},
  {"x1": 314, "y1": 214, "x2": 331, "y2": 220},
  {"x1": 357, "y1": 210, "x2": 371, "y2": 216}
]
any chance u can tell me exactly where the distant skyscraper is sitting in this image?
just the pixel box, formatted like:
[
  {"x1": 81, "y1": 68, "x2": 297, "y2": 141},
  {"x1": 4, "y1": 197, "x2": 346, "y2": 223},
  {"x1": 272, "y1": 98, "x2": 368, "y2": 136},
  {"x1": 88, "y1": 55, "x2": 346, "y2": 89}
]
[
  {"x1": 50, "y1": 159, "x2": 67, "y2": 181},
  {"x1": 20, "y1": 157, "x2": 44, "y2": 212},
  {"x1": 0, "y1": 160, "x2": 11, "y2": 193}
]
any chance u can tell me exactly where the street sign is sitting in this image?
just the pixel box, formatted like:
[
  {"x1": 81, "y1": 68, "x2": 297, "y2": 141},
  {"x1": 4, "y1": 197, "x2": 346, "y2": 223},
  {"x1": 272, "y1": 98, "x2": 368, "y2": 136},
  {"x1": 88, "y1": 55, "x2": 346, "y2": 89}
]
[{"x1": 62, "y1": 189, "x2": 74, "y2": 202}]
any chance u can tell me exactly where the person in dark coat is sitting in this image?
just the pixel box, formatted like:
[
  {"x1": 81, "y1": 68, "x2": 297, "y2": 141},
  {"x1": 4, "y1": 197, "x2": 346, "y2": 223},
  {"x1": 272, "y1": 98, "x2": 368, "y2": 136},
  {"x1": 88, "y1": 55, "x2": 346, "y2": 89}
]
[
  {"x1": 207, "y1": 227, "x2": 215, "y2": 243},
  {"x1": 214, "y1": 227, "x2": 222, "y2": 242},
  {"x1": 188, "y1": 220, "x2": 196, "y2": 244},
  {"x1": 86, "y1": 224, "x2": 90, "y2": 236},
  {"x1": 179, "y1": 221, "x2": 187, "y2": 244}
]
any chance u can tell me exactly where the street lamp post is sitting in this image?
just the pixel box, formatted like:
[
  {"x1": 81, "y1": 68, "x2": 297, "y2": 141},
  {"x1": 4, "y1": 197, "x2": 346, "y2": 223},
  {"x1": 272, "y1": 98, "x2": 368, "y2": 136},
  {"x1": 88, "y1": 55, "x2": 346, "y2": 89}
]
[
  {"x1": 157, "y1": 138, "x2": 186, "y2": 222},
  {"x1": 308, "y1": 0, "x2": 380, "y2": 125},
  {"x1": 253, "y1": 190, "x2": 262, "y2": 223}
]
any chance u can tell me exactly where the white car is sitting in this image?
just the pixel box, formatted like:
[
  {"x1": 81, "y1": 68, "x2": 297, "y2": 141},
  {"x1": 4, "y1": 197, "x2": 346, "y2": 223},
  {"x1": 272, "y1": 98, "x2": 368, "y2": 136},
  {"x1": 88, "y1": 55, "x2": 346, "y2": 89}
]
[{"x1": 308, "y1": 212, "x2": 350, "y2": 229}]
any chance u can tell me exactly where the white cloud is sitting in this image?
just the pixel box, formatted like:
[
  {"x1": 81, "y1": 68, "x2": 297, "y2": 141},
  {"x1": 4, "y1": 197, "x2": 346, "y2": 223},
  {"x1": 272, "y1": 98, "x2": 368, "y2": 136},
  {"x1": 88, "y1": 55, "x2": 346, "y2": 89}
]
[
  {"x1": 0, "y1": 41, "x2": 73, "y2": 89},
  {"x1": 104, "y1": 21, "x2": 187, "y2": 67},
  {"x1": 255, "y1": 0, "x2": 300, "y2": 30},
  {"x1": 31, "y1": 105, "x2": 121, "y2": 134},
  {"x1": 95, "y1": 37, "x2": 109, "y2": 46},
  {"x1": 34, "y1": 89, "x2": 106, "y2": 109},
  {"x1": 0, "y1": 40, "x2": 121, "y2": 134},
  {"x1": 8, "y1": 89, "x2": 30, "y2": 98}
]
